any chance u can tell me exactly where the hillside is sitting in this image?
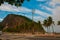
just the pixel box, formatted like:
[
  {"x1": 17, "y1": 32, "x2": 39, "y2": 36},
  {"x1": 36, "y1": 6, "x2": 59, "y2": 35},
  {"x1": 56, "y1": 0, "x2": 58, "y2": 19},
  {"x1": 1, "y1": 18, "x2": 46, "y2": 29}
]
[
  {"x1": 1, "y1": 14, "x2": 45, "y2": 33},
  {"x1": 2, "y1": 14, "x2": 32, "y2": 28}
]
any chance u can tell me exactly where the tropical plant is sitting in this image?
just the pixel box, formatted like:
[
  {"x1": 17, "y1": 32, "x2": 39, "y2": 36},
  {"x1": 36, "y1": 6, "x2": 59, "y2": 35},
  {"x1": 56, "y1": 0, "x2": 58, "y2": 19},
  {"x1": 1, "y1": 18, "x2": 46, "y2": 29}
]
[
  {"x1": 57, "y1": 21, "x2": 60, "y2": 25},
  {"x1": 47, "y1": 16, "x2": 53, "y2": 33},
  {"x1": 3, "y1": 20, "x2": 45, "y2": 33},
  {"x1": 43, "y1": 16, "x2": 53, "y2": 33},
  {"x1": 0, "y1": 25, "x2": 4, "y2": 31},
  {"x1": 38, "y1": 21, "x2": 42, "y2": 32},
  {"x1": 43, "y1": 19, "x2": 48, "y2": 33},
  {"x1": 52, "y1": 21, "x2": 55, "y2": 33}
]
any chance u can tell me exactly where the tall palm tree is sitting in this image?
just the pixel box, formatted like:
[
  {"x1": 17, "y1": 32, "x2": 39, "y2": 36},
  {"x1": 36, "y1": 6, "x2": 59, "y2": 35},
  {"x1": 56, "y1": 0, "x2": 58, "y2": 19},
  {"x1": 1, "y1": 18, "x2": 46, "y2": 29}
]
[
  {"x1": 43, "y1": 19, "x2": 48, "y2": 33},
  {"x1": 43, "y1": 16, "x2": 53, "y2": 33},
  {"x1": 52, "y1": 21, "x2": 55, "y2": 33},
  {"x1": 46, "y1": 16, "x2": 55, "y2": 33},
  {"x1": 38, "y1": 21, "x2": 44, "y2": 33},
  {"x1": 47, "y1": 16, "x2": 53, "y2": 33},
  {"x1": 38, "y1": 21, "x2": 41, "y2": 32}
]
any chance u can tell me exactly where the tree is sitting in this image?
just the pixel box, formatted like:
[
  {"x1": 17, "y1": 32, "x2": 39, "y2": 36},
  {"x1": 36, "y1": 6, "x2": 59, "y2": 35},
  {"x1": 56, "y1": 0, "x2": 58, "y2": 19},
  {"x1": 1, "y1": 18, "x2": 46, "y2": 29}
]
[
  {"x1": 52, "y1": 21, "x2": 55, "y2": 33},
  {"x1": 48, "y1": 16, "x2": 55, "y2": 33},
  {"x1": 38, "y1": 21, "x2": 42, "y2": 32},
  {"x1": 31, "y1": 9, "x2": 35, "y2": 34},
  {"x1": 43, "y1": 19, "x2": 48, "y2": 33},
  {"x1": 57, "y1": 21, "x2": 60, "y2": 25},
  {"x1": 0, "y1": 25, "x2": 4, "y2": 31},
  {"x1": 43, "y1": 16, "x2": 53, "y2": 33},
  {"x1": 0, "y1": 0, "x2": 30, "y2": 6},
  {"x1": 47, "y1": 16, "x2": 53, "y2": 33}
]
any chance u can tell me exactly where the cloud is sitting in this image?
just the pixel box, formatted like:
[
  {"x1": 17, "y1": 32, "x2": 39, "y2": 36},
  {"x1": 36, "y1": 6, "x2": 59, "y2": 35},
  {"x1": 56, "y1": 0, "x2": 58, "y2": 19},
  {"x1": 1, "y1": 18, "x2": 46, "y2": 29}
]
[
  {"x1": 38, "y1": 0, "x2": 60, "y2": 22},
  {"x1": 46, "y1": 0, "x2": 60, "y2": 32},
  {"x1": 0, "y1": 4, "x2": 31, "y2": 13},
  {"x1": 52, "y1": 6, "x2": 60, "y2": 22},
  {"x1": 0, "y1": 3, "x2": 52, "y2": 23},
  {"x1": 35, "y1": 9, "x2": 51, "y2": 17},
  {"x1": 33, "y1": 16, "x2": 45, "y2": 23},
  {"x1": 47, "y1": 0, "x2": 60, "y2": 22},
  {"x1": 0, "y1": 18, "x2": 3, "y2": 22},
  {"x1": 18, "y1": 7, "x2": 32, "y2": 13},
  {"x1": 0, "y1": 4, "x2": 15, "y2": 12},
  {"x1": 37, "y1": 0, "x2": 60, "y2": 32},
  {"x1": 40, "y1": 5, "x2": 53, "y2": 11},
  {"x1": 49, "y1": 0, "x2": 60, "y2": 8}
]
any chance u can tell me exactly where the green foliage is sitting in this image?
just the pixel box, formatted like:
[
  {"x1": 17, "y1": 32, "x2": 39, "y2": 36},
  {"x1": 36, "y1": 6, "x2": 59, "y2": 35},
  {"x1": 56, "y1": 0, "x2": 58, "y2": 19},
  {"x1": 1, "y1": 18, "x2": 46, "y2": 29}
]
[
  {"x1": 43, "y1": 19, "x2": 48, "y2": 27},
  {"x1": 43, "y1": 16, "x2": 53, "y2": 33},
  {"x1": 43, "y1": 16, "x2": 53, "y2": 27},
  {"x1": 4, "y1": 22, "x2": 45, "y2": 33},
  {"x1": 4, "y1": 27, "x2": 17, "y2": 32},
  {"x1": 3, "y1": 14, "x2": 45, "y2": 33},
  {"x1": 57, "y1": 21, "x2": 60, "y2": 25},
  {"x1": 0, "y1": 25, "x2": 4, "y2": 31},
  {"x1": 0, "y1": 0, "x2": 30, "y2": 6},
  {"x1": 37, "y1": 21, "x2": 43, "y2": 31},
  {"x1": 47, "y1": 16, "x2": 53, "y2": 26}
]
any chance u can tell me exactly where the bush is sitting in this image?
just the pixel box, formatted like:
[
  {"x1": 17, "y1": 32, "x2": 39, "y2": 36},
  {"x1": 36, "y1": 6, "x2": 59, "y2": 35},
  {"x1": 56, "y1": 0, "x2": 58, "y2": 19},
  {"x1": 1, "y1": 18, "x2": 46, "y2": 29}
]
[{"x1": 0, "y1": 25, "x2": 4, "y2": 31}]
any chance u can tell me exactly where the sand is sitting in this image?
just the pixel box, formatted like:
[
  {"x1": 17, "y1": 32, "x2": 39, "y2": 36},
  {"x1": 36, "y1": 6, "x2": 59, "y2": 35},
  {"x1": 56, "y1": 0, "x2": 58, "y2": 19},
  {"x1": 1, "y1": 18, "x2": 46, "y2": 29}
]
[{"x1": 0, "y1": 32, "x2": 60, "y2": 40}]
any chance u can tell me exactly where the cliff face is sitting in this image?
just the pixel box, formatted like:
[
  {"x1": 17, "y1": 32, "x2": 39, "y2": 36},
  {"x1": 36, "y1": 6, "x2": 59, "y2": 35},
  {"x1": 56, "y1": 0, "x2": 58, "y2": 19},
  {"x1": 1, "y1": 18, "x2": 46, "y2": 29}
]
[{"x1": 2, "y1": 14, "x2": 32, "y2": 28}]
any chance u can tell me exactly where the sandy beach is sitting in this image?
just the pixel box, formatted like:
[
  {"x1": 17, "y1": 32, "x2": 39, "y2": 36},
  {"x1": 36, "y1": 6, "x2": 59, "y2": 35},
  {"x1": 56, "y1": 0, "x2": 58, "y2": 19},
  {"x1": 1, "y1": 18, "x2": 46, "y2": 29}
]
[{"x1": 0, "y1": 32, "x2": 60, "y2": 40}]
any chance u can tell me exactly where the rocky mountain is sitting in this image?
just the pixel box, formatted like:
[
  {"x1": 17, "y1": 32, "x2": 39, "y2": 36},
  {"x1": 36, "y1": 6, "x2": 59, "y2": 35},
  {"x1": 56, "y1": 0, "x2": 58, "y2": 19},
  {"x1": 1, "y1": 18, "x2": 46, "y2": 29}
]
[
  {"x1": 0, "y1": 14, "x2": 45, "y2": 33},
  {"x1": 2, "y1": 14, "x2": 32, "y2": 28}
]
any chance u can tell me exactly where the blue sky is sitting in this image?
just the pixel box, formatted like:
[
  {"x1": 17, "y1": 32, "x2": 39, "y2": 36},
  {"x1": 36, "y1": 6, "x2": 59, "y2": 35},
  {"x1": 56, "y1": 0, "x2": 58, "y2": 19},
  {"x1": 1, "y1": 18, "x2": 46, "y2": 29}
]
[
  {"x1": 0, "y1": 0, "x2": 60, "y2": 22},
  {"x1": 0, "y1": 0, "x2": 53, "y2": 22},
  {"x1": 0, "y1": 0, "x2": 60, "y2": 32}
]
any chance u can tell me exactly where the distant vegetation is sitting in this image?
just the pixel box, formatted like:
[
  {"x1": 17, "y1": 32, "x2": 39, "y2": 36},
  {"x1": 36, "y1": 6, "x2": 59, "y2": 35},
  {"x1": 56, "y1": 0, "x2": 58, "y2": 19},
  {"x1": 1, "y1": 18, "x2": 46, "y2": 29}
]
[
  {"x1": 0, "y1": 14, "x2": 60, "y2": 34},
  {"x1": 0, "y1": 22, "x2": 4, "y2": 31},
  {"x1": 0, "y1": 25, "x2": 4, "y2": 31},
  {"x1": 0, "y1": 14, "x2": 45, "y2": 34},
  {"x1": 0, "y1": 0, "x2": 60, "y2": 34},
  {"x1": 4, "y1": 22, "x2": 45, "y2": 33}
]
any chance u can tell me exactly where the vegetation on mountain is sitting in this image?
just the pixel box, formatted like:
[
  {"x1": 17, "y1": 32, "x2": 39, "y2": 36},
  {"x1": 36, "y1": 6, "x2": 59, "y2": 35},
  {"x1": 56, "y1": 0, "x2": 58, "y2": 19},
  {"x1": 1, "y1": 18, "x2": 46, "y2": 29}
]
[{"x1": 0, "y1": 14, "x2": 45, "y2": 33}]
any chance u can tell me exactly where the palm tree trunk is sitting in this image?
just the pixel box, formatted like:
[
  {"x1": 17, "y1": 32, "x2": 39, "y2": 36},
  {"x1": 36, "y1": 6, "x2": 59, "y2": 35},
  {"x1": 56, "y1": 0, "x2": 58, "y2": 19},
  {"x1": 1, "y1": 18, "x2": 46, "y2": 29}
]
[
  {"x1": 47, "y1": 27, "x2": 48, "y2": 33},
  {"x1": 47, "y1": 27, "x2": 50, "y2": 33},
  {"x1": 52, "y1": 25, "x2": 54, "y2": 33},
  {"x1": 49, "y1": 26, "x2": 51, "y2": 32}
]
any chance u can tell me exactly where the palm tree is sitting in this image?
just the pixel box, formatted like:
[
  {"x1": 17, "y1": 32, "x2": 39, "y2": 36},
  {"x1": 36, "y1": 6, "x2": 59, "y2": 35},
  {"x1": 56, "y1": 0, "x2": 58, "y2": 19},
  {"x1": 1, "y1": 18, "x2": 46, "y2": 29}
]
[
  {"x1": 57, "y1": 21, "x2": 60, "y2": 25},
  {"x1": 43, "y1": 19, "x2": 48, "y2": 33},
  {"x1": 52, "y1": 21, "x2": 55, "y2": 33},
  {"x1": 47, "y1": 16, "x2": 53, "y2": 33},
  {"x1": 38, "y1": 21, "x2": 44, "y2": 33},
  {"x1": 38, "y1": 21, "x2": 41, "y2": 32},
  {"x1": 43, "y1": 16, "x2": 53, "y2": 33},
  {"x1": 0, "y1": 0, "x2": 30, "y2": 6},
  {"x1": 47, "y1": 16, "x2": 55, "y2": 33}
]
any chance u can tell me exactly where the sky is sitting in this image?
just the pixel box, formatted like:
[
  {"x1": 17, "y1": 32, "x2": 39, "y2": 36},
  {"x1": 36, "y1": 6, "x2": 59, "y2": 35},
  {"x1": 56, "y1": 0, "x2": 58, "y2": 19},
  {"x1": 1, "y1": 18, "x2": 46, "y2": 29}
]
[{"x1": 0, "y1": 0, "x2": 60, "y2": 32}]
